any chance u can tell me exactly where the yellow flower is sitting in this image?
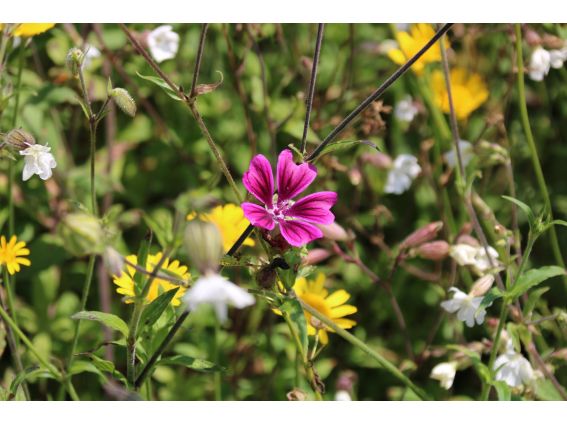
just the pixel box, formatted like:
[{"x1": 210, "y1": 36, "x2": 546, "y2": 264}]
[
  {"x1": 431, "y1": 68, "x2": 489, "y2": 120},
  {"x1": 387, "y1": 23, "x2": 443, "y2": 74},
  {"x1": 113, "y1": 252, "x2": 190, "y2": 306},
  {"x1": 0, "y1": 235, "x2": 31, "y2": 275},
  {"x1": 187, "y1": 204, "x2": 255, "y2": 253},
  {"x1": 293, "y1": 273, "x2": 357, "y2": 345},
  {"x1": 13, "y1": 23, "x2": 55, "y2": 37}
]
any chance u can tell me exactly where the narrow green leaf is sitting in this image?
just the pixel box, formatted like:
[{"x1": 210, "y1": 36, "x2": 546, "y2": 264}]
[
  {"x1": 550, "y1": 219, "x2": 567, "y2": 228},
  {"x1": 71, "y1": 311, "x2": 129, "y2": 337},
  {"x1": 494, "y1": 381, "x2": 511, "y2": 401},
  {"x1": 134, "y1": 233, "x2": 152, "y2": 296},
  {"x1": 158, "y1": 355, "x2": 226, "y2": 372},
  {"x1": 481, "y1": 287, "x2": 503, "y2": 309},
  {"x1": 140, "y1": 287, "x2": 179, "y2": 329},
  {"x1": 508, "y1": 266, "x2": 566, "y2": 299},
  {"x1": 10, "y1": 366, "x2": 56, "y2": 396},
  {"x1": 535, "y1": 379, "x2": 565, "y2": 400},
  {"x1": 279, "y1": 298, "x2": 308, "y2": 357},
  {"x1": 502, "y1": 195, "x2": 535, "y2": 227},
  {"x1": 83, "y1": 353, "x2": 128, "y2": 385},
  {"x1": 136, "y1": 71, "x2": 183, "y2": 101},
  {"x1": 314, "y1": 139, "x2": 379, "y2": 162}
]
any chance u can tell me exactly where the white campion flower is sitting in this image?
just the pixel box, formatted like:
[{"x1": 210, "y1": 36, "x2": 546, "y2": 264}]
[
  {"x1": 494, "y1": 340, "x2": 535, "y2": 388},
  {"x1": 549, "y1": 47, "x2": 567, "y2": 69},
  {"x1": 183, "y1": 273, "x2": 255, "y2": 323},
  {"x1": 147, "y1": 25, "x2": 180, "y2": 63},
  {"x1": 449, "y1": 244, "x2": 500, "y2": 276},
  {"x1": 20, "y1": 144, "x2": 57, "y2": 181},
  {"x1": 82, "y1": 45, "x2": 101, "y2": 69},
  {"x1": 394, "y1": 96, "x2": 419, "y2": 123},
  {"x1": 384, "y1": 154, "x2": 421, "y2": 195},
  {"x1": 441, "y1": 287, "x2": 488, "y2": 327},
  {"x1": 443, "y1": 140, "x2": 474, "y2": 168},
  {"x1": 430, "y1": 362, "x2": 457, "y2": 389},
  {"x1": 528, "y1": 47, "x2": 551, "y2": 81},
  {"x1": 334, "y1": 390, "x2": 352, "y2": 401}
]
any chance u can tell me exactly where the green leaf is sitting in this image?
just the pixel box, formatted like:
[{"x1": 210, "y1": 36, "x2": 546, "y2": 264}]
[
  {"x1": 134, "y1": 234, "x2": 152, "y2": 296},
  {"x1": 143, "y1": 209, "x2": 173, "y2": 249},
  {"x1": 136, "y1": 71, "x2": 183, "y2": 101},
  {"x1": 71, "y1": 311, "x2": 129, "y2": 337},
  {"x1": 535, "y1": 379, "x2": 565, "y2": 401},
  {"x1": 279, "y1": 298, "x2": 309, "y2": 358},
  {"x1": 10, "y1": 366, "x2": 56, "y2": 396},
  {"x1": 550, "y1": 219, "x2": 567, "y2": 228},
  {"x1": 158, "y1": 355, "x2": 226, "y2": 372},
  {"x1": 140, "y1": 287, "x2": 179, "y2": 329},
  {"x1": 69, "y1": 360, "x2": 106, "y2": 379},
  {"x1": 502, "y1": 195, "x2": 535, "y2": 227},
  {"x1": 313, "y1": 139, "x2": 379, "y2": 162},
  {"x1": 82, "y1": 353, "x2": 127, "y2": 385},
  {"x1": 480, "y1": 287, "x2": 503, "y2": 309},
  {"x1": 523, "y1": 287, "x2": 550, "y2": 317},
  {"x1": 494, "y1": 381, "x2": 511, "y2": 401},
  {"x1": 507, "y1": 266, "x2": 566, "y2": 300}
]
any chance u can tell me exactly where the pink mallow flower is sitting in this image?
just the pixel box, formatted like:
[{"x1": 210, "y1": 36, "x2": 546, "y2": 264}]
[{"x1": 241, "y1": 149, "x2": 337, "y2": 247}]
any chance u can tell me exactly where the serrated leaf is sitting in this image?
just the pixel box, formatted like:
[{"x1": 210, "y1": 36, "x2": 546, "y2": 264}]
[
  {"x1": 158, "y1": 355, "x2": 226, "y2": 372},
  {"x1": 480, "y1": 287, "x2": 503, "y2": 309},
  {"x1": 313, "y1": 139, "x2": 379, "y2": 162},
  {"x1": 508, "y1": 266, "x2": 566, "y2": 300},
  {"x1": 279, "y1": 298, "x2": 308, "y2": 358},
  {"x1": 140, "y1": 287, "x2": 179, "y2": 329},
  {"x1": 71, "y1": 311, "x2": 129, "y2": 337},
  {"x1": 136, "y1": 71, "x2": 183, "y2": 101},
  {"x1": 193, "y1": 71, "x2": 224, "y2": 96}
]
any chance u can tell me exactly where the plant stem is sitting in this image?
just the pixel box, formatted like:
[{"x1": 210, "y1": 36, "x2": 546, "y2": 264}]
[
  {"x1": 189, "y1": 24, "x2": 209, "y2": 98},
  {"x1": 213, "y1": 317, "x2": 222, "y2": 400},
  {"x1": 514, "y1": 24, "x2": 566, "y2": 287},
  {"x1": 300, "y1": 23, "x2": 324, "y2": 155},
  {"x1": 299, "y1": 300, "x2": 429, "y2": 400}
]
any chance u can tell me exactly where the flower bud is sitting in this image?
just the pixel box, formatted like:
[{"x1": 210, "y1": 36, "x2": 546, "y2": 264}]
[
  {"x1": 66, "y1": 47, "x2": 84, "y2": 77},
  {"x1": 286, "y1": 389, "x2": 307, "y2": 401},
  {"x1": 302, "y1": 248, "x2": 331, "y2": 266},
  {"x1": 317, "y1": 222, "x2": 350, "y2": 242},
  {"x1": 3, "y1": 128, "x2": 35, "y2": 151},
  {"x1": 58, "y1": 212, "x2": 104, "y2": 257},
  {"x1": 184, "y1": 219, "x2": 223, "y2": 273},
  {"x1": 469, "y1": 274, "x2": 495, "y2": 297},
  {"x1": 109, "y1": 88, "x2": 137, "y2": 117},
  {"x1": 415, "y1": 240, "x2": 450, "y2": 261},
  {"x1": 456, "y1": 234, "x2": 480, "y2": 247},
  {"x1": 256, "y1": 264, "x2": 277, "y2": 289},
  {"x1": 103, "y1": 246, "x2": 125, "y2": 277},
  {"x1": 400, "y1": 221, "x2": 443, "y2": 250},
  {"x1": 524, "y1": 29, "x2": 542, "y2": 46},
  {"x1": 361, "y1": 152, "x2": 392, "y2": 169}
]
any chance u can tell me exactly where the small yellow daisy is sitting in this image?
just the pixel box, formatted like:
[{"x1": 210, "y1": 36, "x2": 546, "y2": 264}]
[
  {"x1": 112, "y1": 252, "x2": 190, "y2": 306},
  {"x1": 293, "y1": 273, "x2": 357, "y2": 345},
  {"x1": 187, "y1": 204, "x2": 255, "y2": 253},
  {"x1": 13, "y1": 23, "x2": 55, "y2": 37},
  {"x1": 387, "y1": 23, "x2": 444, "y2": 74},
  {"x1": 0, "y1": 235, "x2": 31, "y2": 275},
  {"x1": 431, "y1": 68, "x2": 489, "y2": 120}
]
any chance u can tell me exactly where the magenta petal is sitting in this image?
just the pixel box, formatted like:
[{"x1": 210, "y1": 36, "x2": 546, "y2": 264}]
[
  {"x1": 242, "y1": 202, "x2": 275, "y2": 230},
  {"x1": 279, "y1": 220, "x2": 323, "y2": 247},
  {"x1": 286, "y1": 191, "x2": 337, "y2": 225},
  {"x1": 243, "y1": 154, "x2": 274, "y2": 206},
  {"x1": 276, "y1": 149, "x2": 317, "y2": 201}
]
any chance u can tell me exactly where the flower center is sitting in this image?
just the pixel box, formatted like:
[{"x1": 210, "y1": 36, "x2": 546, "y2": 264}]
[{"x1": 266, "y1": 195, "x2": 294, "y2": 222}]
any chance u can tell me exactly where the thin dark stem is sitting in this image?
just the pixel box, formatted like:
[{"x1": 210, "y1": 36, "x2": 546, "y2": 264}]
[
  {"x1": 306, "y1": 23, "x2": 453, "y2": 162},
  {"x1": 300, "y1": 23, "x2": 324, "y2": 154},
  {"x1": 189, "y1": 24, "x2": 210, "y2": 98},
  {"x1": 227, "y1": 224, "x2": 254, "y2": 257}
]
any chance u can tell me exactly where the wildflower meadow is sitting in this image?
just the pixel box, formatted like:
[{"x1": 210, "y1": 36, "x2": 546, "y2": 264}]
[{"x1": 1, "y1": 22, "x2": 567, "y2": 402}]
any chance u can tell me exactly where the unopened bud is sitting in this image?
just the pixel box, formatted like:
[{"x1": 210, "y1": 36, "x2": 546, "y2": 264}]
[
  {"x1": 302, "y1": 248, "x2": 331, "y2": 266},
  {"x1": 415, "y1": 240, "x2": 450, "y2": 261},
  {"x1": 287, "y1": 388, "x2": 307, "y2": 401},
  {"x1": 524, "y1": 29, "x2": 542, "y2": 46},
  {"x1": 184, "y1": 219, "x2": 223, "y2": 273},
  {"x1": 3, "y1": 128, "x2": 35, "y2": 151},
  {"x1": 469, "y1": 274, "x2": 495, "y2": 297},
  {"x1": 361, "y1": 152, "x2": 392, "y2": 169},
  {"x1": 66, "y1": 47, "x2": 84, "y2": 77},
  {"x1": 310, "y1": 316, "x2": 323, "y2": 330},
  {"x1": 58, "y1": 212, "x2": 104, "y2": 257},
  {"x1": 336, "y1": 370, "x2": 358, "y2": 392},
  {"x1": 456, "y1": 234, "x2": 480, "y2": 247},
  {"x1": 256, "y1": 265, "x2": 277, "y2": 289},
  {"x1": 317, "y1": 222, "x2": 349, "y2": 242},
  {"x1": 400, "y1": 221, "x2": 443, "y2": 250},
  {"x1": 110, "y1": 88, "x2": 137, "y2": 117},
  {"x1": 103, "y1": 247, "x2": 125, "y2": 277}
]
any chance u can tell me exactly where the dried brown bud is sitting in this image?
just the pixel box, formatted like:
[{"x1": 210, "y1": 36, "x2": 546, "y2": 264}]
[
  {"x1": 302, "y1": 248, "x2": 331, "y2": 266},
  {"x1": 400, "y1": 221, "x2": 443, "y2": 250},
  {"x1": 469, "y1": 274, "x2": 495, "y2": 297},
  {"x1": 415, "y1": 240, "x2": 450, "y2": 261},
  {"x1": 3, "y1": 128, "x2": 35, "y2": 150},
  {"x1": 287, "y1": 388, "x2": 307, "y2": 401}
]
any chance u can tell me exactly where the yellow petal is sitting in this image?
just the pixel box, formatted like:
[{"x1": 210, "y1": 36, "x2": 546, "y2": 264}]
[
  {"x1": 325, "y1": 289, "x2": 350, "y2": 308},
  {"x1": 330, "y1": 304, "x2": 358, "y2": 318}
]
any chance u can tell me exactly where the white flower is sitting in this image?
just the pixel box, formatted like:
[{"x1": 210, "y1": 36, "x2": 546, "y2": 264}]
[
  {"x1": 494, "y1": 340, "x2": 535, "y2": 388},
  {"x1": 443, "y1": 140, "x2": 474, "y2": 168},
  {"x1": 430, "y1": 362, "x2": 457, "y2": 389},
  {"x1": 20, "y1": 144, "x2": 57, "y2": 181},
  {"x1": 183, "y1": 273, "x2": 255, "y2": 323},
  {"x1": 147, "y1": 25, "x2": 179, "y2": 63},
  {"x1": 549, "y1": 47, "x2": 567, "y2": 69},
  {"x1": 82, "y1": 45, "x2": 101, "y2": 69},
  {"x1": 441, "y1": 287, "x2": 487, "y2": 327},
  {"x1": 394, "y1": 96, "x2": 419, "y2": 123},
  {"x1": 449, "y1": 244, "x2": 500, "y2": 276},
  {"x1": 528, "y1": 47, "x2": 551, "y2": 81},
  {"x1": 395, "y1": 23, "x2": 411, "y2": 31},
  {"x1": 384, "y1": 154, "x2": 421, "y2": 195},
  {"x1": 334, "y1": 390, "x2": 352, "y2": 401}
]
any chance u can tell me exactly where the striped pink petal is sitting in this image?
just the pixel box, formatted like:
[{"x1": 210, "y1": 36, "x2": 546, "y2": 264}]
[
  {"x1": 286, "y1": 191, "x2": 337, "y2": 225},
  {"x1": 279, "y1": 219, "x2": 323, "y2": 247},
  {"x1": 241, "y1": 202, "x2": 275, "y2": 230},
  {"x1": 276, "y1": 149, "x2": 317, "y2": 201},
  {"x1": 243, "y1": 154, "x2": 274, "y2": 206}
]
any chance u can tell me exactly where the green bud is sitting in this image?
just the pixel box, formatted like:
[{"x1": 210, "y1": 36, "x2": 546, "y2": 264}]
[
  {"x1": 66, "y1": 47, "x2": 84, "y2": 77},
  {"x1": 109, "y1": 88, "x2": 136, "y2": 117},
  {"x1": 58, "y1": 212, "x2": 105, "y2": 257},
  {"x1": 184, "y1": 219, "x2": 223, "y2": 273}
]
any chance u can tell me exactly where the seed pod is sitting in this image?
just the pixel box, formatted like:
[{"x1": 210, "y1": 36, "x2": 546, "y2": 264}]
[
  {"x1": 400, "y1": 221, "x2": 443, "y2": 250},
  {"x1": 109, "y1": 88, "x2": 137, "y2": 117},
  {"x1": 469, "y1": 274, "x2": 495, "y2": 297},
  {"x1": 302, "y1": 248, "x2": 331, "y2": 266},
  {"x1": 415, "y1": 240, "x2": 450, "y2": 261},
  {"x1": 66, "y1": 47, "x2": 84, "y2": 77},
  {"x1": 184, "y1": 219, "x2": 223, "y2": 273},
  {"x1": 58, "y1": 212, "x2": 105, "y2": 257},
  {"x1": 317, "y1": 222, "x2": 349, "y2": 242},
  {"x1": 3, "y1": 128, "x2": 35, "y2": 150}
]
